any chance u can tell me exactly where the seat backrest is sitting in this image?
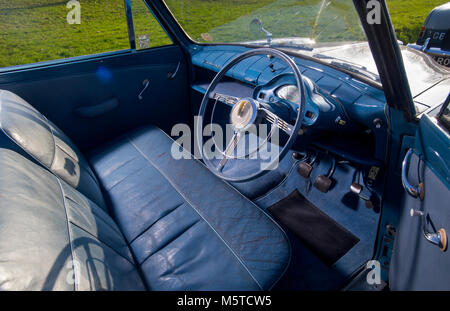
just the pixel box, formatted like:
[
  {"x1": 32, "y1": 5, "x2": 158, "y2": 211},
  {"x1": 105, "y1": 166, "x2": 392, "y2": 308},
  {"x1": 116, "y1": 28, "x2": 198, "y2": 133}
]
[
  {"x1": 0, "y1": 90, "x2": 106, "y2": 210},
  {"x1": 0, "y1": 149, "x2": 145, "y2": 290}
]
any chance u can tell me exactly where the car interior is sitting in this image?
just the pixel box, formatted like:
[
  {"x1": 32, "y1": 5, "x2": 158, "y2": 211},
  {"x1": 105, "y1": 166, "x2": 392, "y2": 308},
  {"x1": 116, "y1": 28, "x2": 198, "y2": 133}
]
[{"x1": 0, "y1": 0, "x2": 448, "y2": 291}]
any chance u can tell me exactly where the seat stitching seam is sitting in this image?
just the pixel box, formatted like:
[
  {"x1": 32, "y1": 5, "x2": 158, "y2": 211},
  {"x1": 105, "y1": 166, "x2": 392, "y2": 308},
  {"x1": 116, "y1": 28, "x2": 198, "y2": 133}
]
[
  {"x1": 68, "y1": 221, "x2": 136, "y2": 266},
  {"x1": 128, "y1": 136, "x2": 263, "y2": 290},
  {"x1": 129, "y1": 202, "x2": 184, "y2": 244},
  {"x1": 65, "y1": 196, "x2": 123, "y2": 238},
  {"x1": 137, "y1": 219, "x2": 201, "y2": 266},
  {"x1": 41, "y1": 113, "x2": 58, "y2": 172},
  {"x1": 106, "y1": 164, "x2": 149, "y2": 191},
  {"x1": 97, "y1": 156, "x2": 137, "y2": 180},
  {"x1": 55, "y1": 178, "x2": 77, "y2": 291}
]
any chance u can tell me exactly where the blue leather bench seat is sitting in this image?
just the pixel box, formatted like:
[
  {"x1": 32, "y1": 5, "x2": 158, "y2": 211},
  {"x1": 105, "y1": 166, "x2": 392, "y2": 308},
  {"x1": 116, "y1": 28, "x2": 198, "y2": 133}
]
[
  {"x1": 0, "y1": 149, "x2": 146, "y2": 290},
  {"x1": 89, "y1": 127, "x2": 290, "y2": 290},
  {"x1": 0, "y1": 90, "x2": 290, "y2": 290}
]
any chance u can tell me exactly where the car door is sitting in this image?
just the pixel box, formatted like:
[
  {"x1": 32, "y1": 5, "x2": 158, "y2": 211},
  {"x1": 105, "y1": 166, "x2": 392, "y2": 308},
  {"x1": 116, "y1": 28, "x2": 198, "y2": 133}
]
[
  {"x1": 389, "y1": 96, "x2": 450, "y2": 290},
  {"x1": 0, "y1": 0, "x2": 190, "y2": 151}
]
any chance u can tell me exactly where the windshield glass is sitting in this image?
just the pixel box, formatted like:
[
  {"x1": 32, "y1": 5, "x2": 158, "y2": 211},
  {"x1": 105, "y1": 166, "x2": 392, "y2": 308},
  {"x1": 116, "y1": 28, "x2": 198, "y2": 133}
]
[
  {"x1": 164, "y1": 0, "x2": 367, "y2": 49},
  {"x1": 164, "y1": 0, "x2": 379, "y2": 80}
]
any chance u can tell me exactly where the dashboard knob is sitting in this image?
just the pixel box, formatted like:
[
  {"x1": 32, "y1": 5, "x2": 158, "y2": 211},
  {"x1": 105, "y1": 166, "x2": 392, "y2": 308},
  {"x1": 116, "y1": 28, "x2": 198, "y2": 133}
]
[
  {"x1": 373, "y1": 118, "x2": 383, "y2": 129},
  {"x1": 335, "y1": 116, "x2": 346, "y2": 126}
]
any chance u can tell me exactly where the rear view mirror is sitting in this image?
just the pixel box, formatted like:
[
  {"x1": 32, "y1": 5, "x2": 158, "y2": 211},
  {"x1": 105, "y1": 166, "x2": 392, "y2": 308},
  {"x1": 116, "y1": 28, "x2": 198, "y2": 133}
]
[
  {"x1": 249, "y1": 18, "x2": 263, "y2": 34},
  {"x1": 249, "y1": 18, "x2": 272, "y2": 45}
]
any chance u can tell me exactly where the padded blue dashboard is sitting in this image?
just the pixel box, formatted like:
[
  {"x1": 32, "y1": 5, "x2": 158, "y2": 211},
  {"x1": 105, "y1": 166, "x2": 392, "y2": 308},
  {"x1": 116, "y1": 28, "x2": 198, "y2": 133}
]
[{"x1": 189, "y1": 45, "x2": 389, "y2": 163}]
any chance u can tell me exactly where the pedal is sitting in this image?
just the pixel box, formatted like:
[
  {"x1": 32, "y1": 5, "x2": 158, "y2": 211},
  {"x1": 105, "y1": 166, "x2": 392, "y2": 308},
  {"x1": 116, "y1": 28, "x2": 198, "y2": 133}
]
[
  {"x1": 313, "y1": 175, "x2": 333, "y2": 193},
  {"x1": 313, "y1": 157, "x2": 336, "y2": 193},
  {"x1": 352, "y1": 184, "x2": 377, "y2": 209},
  {"x1": 350, "y1": 182, "x2": 363, "y2": 195},
  {"x1": 350, "y1": 169, "x2": 379, "y2": 210},
  {"x1": 358, "y1": 188, "x2": 371, "y2": 202},
  {"x1": 365, "y1": 192, "x2": 380, "y2": 210},
  {"x1": 365, "y1": 200, "x2": 375, "y2": 209},
  {"x1": 298, "y1": 162, "x2": 313, "y2": 178},
  {"x1": 292, "y1": 152, "x2": 307, "y2": 161}
]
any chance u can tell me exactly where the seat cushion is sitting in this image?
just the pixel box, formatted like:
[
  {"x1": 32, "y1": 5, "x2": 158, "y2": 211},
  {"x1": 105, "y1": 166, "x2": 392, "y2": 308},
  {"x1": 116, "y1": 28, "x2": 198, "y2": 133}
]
[
  {"x1": 230, "y1": 154, "x2": 297, "y2": 200},
  {"x1": 0, "y1": 90, "x2": 106, "y2": 210},
  {"x1": 89, "y1": 126, "x2": 291, "y2": 290},
  {"x1": 0, "y1": 149, "x2": 146, "y2": 290}
]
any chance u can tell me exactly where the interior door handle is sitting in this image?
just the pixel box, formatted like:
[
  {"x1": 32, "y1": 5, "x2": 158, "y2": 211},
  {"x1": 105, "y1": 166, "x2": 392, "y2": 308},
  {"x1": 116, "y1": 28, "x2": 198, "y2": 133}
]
[
  {"x1": 167, "y1": 62, "x2": 181, "y2": 79},
  {"x1": 402, "y1": 149, "x2": 424, "y2": 200},
  {"x1": 138, "y1": 79, "x2": 150, "y2": 100},
  {"x1": 410, "y1": 209, "x2": 447, "y2": 251}
]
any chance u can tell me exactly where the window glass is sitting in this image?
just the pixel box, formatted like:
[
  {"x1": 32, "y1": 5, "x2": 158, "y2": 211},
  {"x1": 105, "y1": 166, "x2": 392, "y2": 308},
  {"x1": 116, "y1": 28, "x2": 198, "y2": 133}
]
[
  {"x1": 0, "y1": 1, "x2": 130, "y2": 68},
  {"x1": 438, "y1": 94, "x2": 450, "y2": 132},
  {"x1": 0, "y1": 0, "x2": 172, "y2": 68},
  {"x1": 131, "y1": 0, "x2": 173, "y2": 50}
]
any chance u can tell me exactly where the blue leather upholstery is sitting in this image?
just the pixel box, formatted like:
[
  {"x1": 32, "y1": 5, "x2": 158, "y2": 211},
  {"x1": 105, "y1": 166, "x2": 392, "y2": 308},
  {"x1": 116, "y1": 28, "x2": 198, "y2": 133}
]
[
  {"x1": 230, "y1": 154, "x2": 296, "y2": 200},
  {"x1": 0, "y1": 90, "x2": 290, "y2": 290},
  {"x1": 89, "y1": 126, "x2": 291, "y2": 290},
  {"x1": 0, "y1": 90, "x2": 106, "y2": 210},
  {"x1": 0, "y1": 149, "x2": 146, "y2": 290}
]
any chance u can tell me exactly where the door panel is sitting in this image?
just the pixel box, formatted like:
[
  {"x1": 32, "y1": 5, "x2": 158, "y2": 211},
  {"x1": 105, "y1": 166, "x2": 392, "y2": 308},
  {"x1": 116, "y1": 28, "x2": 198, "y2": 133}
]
[
  {"x1": 0, "y1": 46, "x2": 189, "y2": 151},
  {"x1": 389, "y1": 114, "x2": 450, "y2": 290}
]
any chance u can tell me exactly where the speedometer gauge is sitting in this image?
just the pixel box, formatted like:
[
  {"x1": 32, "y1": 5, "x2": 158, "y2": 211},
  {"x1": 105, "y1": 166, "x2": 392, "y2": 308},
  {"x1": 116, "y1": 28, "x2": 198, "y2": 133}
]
[{"x1": 276, "y1": 85, "x2": 300, "y2": 104}]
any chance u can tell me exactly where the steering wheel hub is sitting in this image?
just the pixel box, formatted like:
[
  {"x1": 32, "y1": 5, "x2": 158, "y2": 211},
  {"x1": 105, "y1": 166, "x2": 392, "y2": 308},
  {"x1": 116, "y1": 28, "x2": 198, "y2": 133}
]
[{"x1": 230, "y1": 98, "x2": 258, "y2": 130}]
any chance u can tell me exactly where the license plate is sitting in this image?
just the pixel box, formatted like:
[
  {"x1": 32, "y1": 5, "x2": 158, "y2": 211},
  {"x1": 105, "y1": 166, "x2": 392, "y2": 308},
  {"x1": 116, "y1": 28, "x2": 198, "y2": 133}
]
[{"x1": 432, "y1": 54, "x2": 450, "y2": 67}]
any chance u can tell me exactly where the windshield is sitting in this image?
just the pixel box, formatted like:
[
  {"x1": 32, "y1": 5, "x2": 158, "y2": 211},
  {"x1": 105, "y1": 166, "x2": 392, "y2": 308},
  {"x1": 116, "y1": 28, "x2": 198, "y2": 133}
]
[
  {"x1": 163, "y1": 0, "x2": 379, "y2": 80},
  {"x1": 164, "y1": 0, "x2": 367, "y2": 48}
]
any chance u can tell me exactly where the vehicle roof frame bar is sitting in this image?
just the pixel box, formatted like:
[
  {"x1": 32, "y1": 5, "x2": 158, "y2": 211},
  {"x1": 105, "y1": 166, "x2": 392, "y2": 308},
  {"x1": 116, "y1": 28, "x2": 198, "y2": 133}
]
[
  {"x1": 124, "y1": 0, "x2": 136, "y2": 50},
  {"x1": 353, "y1": 0, "x2": 415, "y2": 121}
]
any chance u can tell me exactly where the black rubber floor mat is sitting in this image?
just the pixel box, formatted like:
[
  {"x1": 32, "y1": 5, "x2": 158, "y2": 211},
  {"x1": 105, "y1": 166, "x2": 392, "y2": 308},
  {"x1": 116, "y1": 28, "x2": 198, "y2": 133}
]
[{"x1": 268, "y1": 190, "x2": 359, "y2": 266}]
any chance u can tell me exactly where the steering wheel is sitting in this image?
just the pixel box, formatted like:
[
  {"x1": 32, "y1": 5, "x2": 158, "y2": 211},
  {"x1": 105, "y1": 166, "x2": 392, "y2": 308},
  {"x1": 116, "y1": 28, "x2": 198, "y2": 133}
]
[{"x1": 196, "y1": 48, "x2": 306, "y2": 182}]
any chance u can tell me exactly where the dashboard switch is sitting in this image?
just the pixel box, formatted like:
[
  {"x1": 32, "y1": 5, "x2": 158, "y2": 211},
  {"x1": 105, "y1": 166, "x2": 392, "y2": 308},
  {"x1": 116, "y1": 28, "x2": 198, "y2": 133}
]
[
  {"x1": 335, "y1": 116, "x2": 346, "y2": 126},
  {"x1": 373, "y1": 118, "x2": 383, "y2": 129},
  {"x1": 305, "y1": 111, "x2": 315, "y2": 119}
]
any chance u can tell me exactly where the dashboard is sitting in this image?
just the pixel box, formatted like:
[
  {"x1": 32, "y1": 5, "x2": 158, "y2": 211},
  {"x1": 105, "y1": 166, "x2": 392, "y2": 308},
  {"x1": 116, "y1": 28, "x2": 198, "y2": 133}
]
[
  {"x1": 254, "y1": 74, "x2": 340, "y2": 128},
  {"x1": 189, "y1": 45, "x2": 389, "y2": 165}
]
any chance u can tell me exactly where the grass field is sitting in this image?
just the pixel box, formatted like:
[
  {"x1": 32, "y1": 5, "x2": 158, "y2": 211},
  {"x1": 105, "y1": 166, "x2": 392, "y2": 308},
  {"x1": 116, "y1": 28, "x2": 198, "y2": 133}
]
[
  {"x1": 0, "y1": 0, "x2": 448, "y2": 68},
  {"x1": 387, "y1": 0, "x2": 447, "y2": 44}
]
